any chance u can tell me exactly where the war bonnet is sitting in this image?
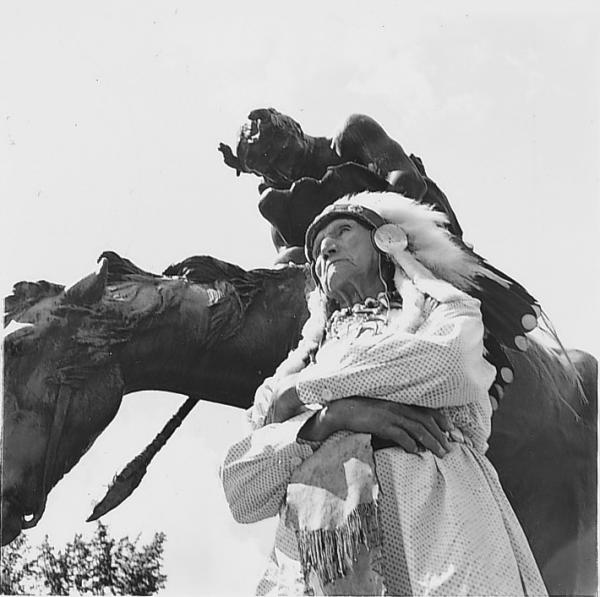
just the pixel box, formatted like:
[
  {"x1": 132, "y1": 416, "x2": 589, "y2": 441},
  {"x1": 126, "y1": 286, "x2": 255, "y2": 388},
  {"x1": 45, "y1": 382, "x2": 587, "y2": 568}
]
[
  {"x1": 295, "y1": 191, "x2": 559, "y2": 406},
  {"x1": 305, "y1": 192, "x2": 486, "y2": 292}
]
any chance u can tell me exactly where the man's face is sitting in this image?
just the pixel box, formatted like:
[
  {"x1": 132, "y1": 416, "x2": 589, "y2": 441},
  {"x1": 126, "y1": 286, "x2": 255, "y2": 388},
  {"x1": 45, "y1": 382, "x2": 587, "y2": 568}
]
[{"x1": 312, "y1": 218, "x2": 381, "y2": 299}]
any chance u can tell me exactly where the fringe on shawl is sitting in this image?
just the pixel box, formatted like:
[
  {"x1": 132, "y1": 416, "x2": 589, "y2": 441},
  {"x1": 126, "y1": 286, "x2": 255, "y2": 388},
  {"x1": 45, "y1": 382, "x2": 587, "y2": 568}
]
[{"x1": 295, "y1": 501, "x2": 384, "y2": 587}]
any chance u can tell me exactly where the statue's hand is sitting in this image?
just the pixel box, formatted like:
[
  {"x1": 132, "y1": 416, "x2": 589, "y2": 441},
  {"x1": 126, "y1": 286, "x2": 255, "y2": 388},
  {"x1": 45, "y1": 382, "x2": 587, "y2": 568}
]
[{"x1": 218, "y1": 143, "x2": 243, "y2": 175}]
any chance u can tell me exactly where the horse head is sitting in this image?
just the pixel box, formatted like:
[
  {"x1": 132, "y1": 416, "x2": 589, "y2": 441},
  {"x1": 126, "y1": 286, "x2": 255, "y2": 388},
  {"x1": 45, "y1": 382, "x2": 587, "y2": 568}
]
[
  {"x1": 2, "y1": 252, "x2": 310, "y2": 545},
  {"x1": 2, "y1": 258, "x2": 126, "y2": 545}
]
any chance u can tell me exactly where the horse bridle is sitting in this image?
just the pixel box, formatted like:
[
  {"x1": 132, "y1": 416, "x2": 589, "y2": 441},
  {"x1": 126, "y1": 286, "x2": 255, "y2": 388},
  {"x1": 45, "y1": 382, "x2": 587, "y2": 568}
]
[{"x1": 21, "y1": 383, "x2": 73, "y2": 529}]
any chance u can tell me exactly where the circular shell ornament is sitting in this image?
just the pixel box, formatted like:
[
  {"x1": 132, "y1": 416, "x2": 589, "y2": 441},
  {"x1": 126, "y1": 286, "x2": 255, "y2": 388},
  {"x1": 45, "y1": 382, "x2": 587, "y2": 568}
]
[
  {"x1": 373, "y1": 224, "x2": 408, "y2": 254},
  {"x1": 500, "y1": 367, "x2": 514, "y2": 384},
  {"x1": 521, "y1": 313, "x2": 537, "y2": 331},
  {"x1": 514, "y1": 335, "x2": 529, "y2": 352}
]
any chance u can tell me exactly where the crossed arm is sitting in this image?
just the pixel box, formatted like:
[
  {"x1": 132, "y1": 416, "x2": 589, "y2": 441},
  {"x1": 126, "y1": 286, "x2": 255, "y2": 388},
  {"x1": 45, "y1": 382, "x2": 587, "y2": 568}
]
[
  {"x1": 220, "y1": 398, "x2": 452, "y2": 524},
  {"x1": 271, "y1": 379, "x2": 453, "y2": 455}
]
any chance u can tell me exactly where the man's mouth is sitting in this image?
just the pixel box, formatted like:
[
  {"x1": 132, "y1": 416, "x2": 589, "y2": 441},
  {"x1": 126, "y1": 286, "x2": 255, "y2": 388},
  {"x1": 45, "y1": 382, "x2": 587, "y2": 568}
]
[{"x1": 326, "y1": 258, "x2": 350, "y2": 272}]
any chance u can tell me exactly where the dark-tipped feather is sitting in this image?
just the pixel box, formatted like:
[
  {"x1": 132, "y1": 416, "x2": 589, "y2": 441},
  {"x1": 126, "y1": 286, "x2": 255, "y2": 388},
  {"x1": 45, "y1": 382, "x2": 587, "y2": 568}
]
[{"x1": 483, "y1": 334, "x2": 514, "y2": 406}]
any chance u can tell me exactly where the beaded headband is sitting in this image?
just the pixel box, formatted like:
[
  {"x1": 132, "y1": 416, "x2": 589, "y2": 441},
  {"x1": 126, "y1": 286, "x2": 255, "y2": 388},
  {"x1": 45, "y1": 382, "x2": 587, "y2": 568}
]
[{"x1": 305, "y1": 202, "x2": 387, "y2": 264}]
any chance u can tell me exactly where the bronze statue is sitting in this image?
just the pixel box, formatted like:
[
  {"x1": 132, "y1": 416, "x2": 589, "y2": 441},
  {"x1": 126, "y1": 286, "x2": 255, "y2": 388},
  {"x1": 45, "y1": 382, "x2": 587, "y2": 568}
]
[{"x1": 2, "y1": 110, "x2": 597, "y2": 595}]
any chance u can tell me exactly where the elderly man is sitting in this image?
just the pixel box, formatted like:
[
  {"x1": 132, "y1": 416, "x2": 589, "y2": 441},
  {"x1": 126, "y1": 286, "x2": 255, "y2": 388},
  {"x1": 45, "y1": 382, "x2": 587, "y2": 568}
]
[{"x1": 220, "y1": 192, "x2": 547, "y2": 596}]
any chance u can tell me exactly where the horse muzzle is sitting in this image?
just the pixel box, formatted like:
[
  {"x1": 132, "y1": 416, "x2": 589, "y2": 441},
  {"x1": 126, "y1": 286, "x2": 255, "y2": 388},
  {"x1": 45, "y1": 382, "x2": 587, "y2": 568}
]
[
  {"x1": 1, "y1": 494, "x2": 24, "y2": 545},
  {"x1": 0, "y1": 487, "x2": 47, "y2": 545}
]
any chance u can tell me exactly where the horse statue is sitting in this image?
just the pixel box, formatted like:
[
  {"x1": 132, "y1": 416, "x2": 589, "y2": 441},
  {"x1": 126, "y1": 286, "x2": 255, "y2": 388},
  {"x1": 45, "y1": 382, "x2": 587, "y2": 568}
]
[{"x1": 2, "y1": 251, "x2": 597, "y2": 596}]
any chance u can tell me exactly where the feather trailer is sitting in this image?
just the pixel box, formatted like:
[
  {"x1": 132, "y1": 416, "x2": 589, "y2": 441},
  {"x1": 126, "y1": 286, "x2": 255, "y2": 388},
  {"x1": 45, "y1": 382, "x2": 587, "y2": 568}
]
[
  {"x1": 473, "y1": 285, "x2": 536, "y2": 351},
  {"x1": 483, "y1": 333, "x2": 515, "y2": 408}
]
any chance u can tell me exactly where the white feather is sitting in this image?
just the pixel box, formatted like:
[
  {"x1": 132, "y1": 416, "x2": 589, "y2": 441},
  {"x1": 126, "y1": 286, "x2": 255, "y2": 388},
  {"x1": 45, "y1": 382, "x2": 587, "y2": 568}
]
[{"x1": 343, "y1": 192, "x2": 485, "y2": 291}]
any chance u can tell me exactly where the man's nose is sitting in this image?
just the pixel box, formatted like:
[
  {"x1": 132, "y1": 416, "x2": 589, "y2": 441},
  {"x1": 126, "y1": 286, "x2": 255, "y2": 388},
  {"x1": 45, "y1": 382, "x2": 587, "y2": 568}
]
[{"x1": 319, "y1": 236, "x2": 337, "y2": 259}]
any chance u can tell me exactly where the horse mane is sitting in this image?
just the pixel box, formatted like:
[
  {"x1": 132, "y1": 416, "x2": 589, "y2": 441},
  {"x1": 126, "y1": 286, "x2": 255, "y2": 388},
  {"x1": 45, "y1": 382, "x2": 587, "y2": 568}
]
[
  {"x1": 162, "y1": 254, "x2": 309, "y2": 312},
  {"x1": 99, "y1": 251, "x2": 160, "y2": 282},
  {"x1": 5, "y1": 252, "x2": 309, "y2": 386},
  {"x1": 5, "y1": 252, "x2": 307, "y2": 320},
  {"x1": 163, "y1": 255, "x2": 249, "y2": 283},
  {"x1": 87, "y1": 253, "x2": 303, "y2": 375}
]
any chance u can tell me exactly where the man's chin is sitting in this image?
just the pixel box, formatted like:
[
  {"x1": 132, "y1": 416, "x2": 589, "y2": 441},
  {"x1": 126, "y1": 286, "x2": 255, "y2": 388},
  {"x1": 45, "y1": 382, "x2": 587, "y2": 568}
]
[
  {"x1": 323, "y1": 269, "x2": 351, "y2": 297},
  {"x1": 325, "y1": 260, "x2": 351, "y2": 278}
]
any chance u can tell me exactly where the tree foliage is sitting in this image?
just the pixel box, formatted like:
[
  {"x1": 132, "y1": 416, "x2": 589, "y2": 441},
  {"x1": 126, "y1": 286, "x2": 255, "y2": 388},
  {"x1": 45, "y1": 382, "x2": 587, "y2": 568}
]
[
  {"x1": 0, "y1": 535, "x2": 34, "y2": 595},
  {"x1": 0, "y1": 522, "x2": 166, "y2": 595}
]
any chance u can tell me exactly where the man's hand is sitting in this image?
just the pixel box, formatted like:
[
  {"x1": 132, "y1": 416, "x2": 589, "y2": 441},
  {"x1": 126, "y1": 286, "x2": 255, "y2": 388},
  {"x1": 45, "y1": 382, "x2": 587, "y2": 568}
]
[
  {"x1": 266, "y1": 375, "x2": 306, "y2": 424},
  {"x1": 299, "y1": 397, "x2": 453, "y2": 458}
]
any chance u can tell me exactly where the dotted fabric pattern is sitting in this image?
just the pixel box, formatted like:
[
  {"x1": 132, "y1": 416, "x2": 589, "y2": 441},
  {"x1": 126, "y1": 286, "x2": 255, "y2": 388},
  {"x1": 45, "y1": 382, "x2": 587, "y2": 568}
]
[{"x1": 220, "y1": 280, "x2": 548, "y2": 596}]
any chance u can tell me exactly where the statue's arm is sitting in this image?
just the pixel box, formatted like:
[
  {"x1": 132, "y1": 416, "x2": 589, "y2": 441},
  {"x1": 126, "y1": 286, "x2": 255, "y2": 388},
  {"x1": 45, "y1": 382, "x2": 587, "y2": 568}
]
[
  {"x1": 217, "y1": 142, "x2": 245, "y2": 175},
  {"x1": 332, "y1": 114, "x2": 427, "y2": 200},
  {"x1": 333, "y1": 114, "x2": 464, "y2": 237}
]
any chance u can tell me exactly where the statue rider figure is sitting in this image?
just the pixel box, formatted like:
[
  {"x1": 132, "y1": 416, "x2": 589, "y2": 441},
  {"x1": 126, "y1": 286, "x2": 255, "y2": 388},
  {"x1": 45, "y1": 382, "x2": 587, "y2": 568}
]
[{"x1": 219, "y1": 108, "x2": 462, "y2": 265}]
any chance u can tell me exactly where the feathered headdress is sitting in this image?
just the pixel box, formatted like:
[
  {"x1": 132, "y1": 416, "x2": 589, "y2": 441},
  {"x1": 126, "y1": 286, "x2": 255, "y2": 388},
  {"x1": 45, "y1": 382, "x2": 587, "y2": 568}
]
[
  {"x1": 306, "y1": 193, "x2": 483, "y2": 289},
  {"x1": 302, "y1": 191, "x2": 575, "y2": 408}
]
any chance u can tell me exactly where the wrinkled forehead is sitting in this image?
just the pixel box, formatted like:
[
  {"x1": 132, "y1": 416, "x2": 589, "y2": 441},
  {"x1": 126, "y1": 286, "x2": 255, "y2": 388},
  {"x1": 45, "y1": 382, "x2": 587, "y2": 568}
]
[{"x1": 310, "y1": 217, "x2": 372, "y2": 259}]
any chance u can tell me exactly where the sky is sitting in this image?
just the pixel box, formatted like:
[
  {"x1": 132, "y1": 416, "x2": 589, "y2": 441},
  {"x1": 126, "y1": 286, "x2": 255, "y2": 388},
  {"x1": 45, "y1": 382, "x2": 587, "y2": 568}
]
[{"x1": 1, "y1": 1, "x2": 599, "y2": 595}]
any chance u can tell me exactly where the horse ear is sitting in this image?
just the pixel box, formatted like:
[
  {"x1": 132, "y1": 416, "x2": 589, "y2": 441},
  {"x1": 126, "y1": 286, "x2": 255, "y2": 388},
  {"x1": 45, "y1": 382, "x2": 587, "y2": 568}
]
[{"x1": 64, "y1": 258, "x2": 109, "y2": 306}]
